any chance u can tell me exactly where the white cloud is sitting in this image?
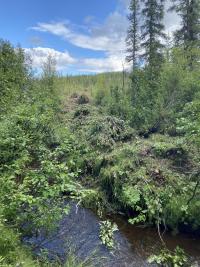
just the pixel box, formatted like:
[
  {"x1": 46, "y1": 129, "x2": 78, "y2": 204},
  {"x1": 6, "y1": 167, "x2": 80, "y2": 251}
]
[
  {"x1": 29, "y1": 0, "x2": 181, "y2": 74},
  {"x1": 24, "y1": 46, "x2": 131, "y2": 74},
  {"x1": 31, "y1": 1, "x2": 180, "y2": 51},
  {"x1": 32, "y1": 22, "x2": 71, "y2": 37},
  {"x1": 79, "y1": 52, "x2": 130, "y2": 73},
  {"x1": 31, "y1": 11, "x2": 128, "y2": 53},
  {"x1": 24, "y1": 47, "x2": 76, "y2": 71},
  {"x1": 164, "y1": 0, "x2": 181, "y2": 38},
  {"x1": 30, "y1": 11, "x2": 129, "y2": 73}
]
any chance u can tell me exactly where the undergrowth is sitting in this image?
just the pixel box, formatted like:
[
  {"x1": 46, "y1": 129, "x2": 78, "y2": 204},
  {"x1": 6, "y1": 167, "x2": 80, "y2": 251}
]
[{"x1": 1, "y1": 38, "x2": 200, "y2": 266}]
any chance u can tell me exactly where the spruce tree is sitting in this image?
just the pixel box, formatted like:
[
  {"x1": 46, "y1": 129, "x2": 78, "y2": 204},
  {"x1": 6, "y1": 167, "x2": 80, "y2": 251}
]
[
  {"x1": 170, "y1": 0, "x2": 200, "y2": 48},
  {"x1": 141, "y1": 0, "x2": 166, "y2": 67},
  {"x1": 126, "y1": 0, "x2": 140, "y2": 68}
]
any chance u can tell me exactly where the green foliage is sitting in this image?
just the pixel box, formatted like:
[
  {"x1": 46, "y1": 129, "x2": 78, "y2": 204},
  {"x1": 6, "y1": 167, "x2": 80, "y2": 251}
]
[
  {"x1": 126, "y1": 0, "x2": 140, "y2": 67},
  {"x1": 0, "y1": 221, "x2": 40, "y2": 267},
  {"x1": 99, "y1": 220, "x2": 118, "y2": 249},
  {"x1": 148, "y1": 246, "x2": 188, "y2": 267},
  {"x1": 158, "y1": 48, "x2": 200, "y2": 132},
  {"x1": 1, "y1": 35, "x2": 200, "y2": 266},
  {"x1": 92, "y1": 48, "x2": 200, "y2": 136},
  {"x1": 93, "y1": 133, "x2": 200, "y2": 230},
  {"x1": 177, "y1": 95, "x2": 200, "y2": 147},
  {"x1": 140, "y1": 0, "x2": 166, "y2": 67},
  {"x1": 89, "y1": 116, "x2": 134, "y2": 150},
  {"x1": 70, "y1": 187, "x2": 104, "y2": 211},
  {"x1": 0, "y1": 40, "x2": 89, "y2": 266},
  {"x1": 95, "y1": 88, "x2": 108, "y2": 106},
  {"x1": 107, "y1": 86, "x2": 132, "y2": 120},
  {"x1": 72, "y1": 104, "x2": 134, "y2": 151},
  {"x1": 121, "y1": 186, "x2": 141, "y2": 208},
  {"x1": 63, "y1": 75, "x2": 200, "y2": 231},
  {"x1": 56, "y1": 72, "x2": 130, "y2": 100},
  {"x1": 0, "y1": 39, "x2": 31, "y2": 114},
  {"x1": 151, "y1": 138, "x2": 188, "y2": 167},
  {"x1": 170, "y1": 0, "x2": 200, "y2": 49},
  {"x1": 0, "y1": 95, "x2": 82, "y2": 233}
]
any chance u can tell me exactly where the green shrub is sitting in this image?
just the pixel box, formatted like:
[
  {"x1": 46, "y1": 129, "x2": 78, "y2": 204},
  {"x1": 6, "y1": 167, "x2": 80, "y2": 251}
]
[
  {"x1": 99, "y1": 220, "x2": 118, "y2": 249},
  {"x1": 148, "y1": 246, "x2": 188, "y2": 267},
  {"x1": 88, "y1": 116, "x2": 134, "y2": 150}
]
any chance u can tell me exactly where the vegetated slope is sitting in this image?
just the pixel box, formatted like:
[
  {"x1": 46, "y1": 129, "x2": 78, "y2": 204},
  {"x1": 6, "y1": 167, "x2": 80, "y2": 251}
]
[
  {"x1": 1, "y1": 39, "x2": 199, "y2": 266},
  {"x1": 0, "y1": 40, "x2": 98, "y2": 267},
  {"x1": 61, "y1": 92, "x2": 200, "y2": 234}
]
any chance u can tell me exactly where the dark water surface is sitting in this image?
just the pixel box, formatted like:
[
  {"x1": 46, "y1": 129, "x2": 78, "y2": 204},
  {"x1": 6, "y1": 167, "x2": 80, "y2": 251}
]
[
  {"x1": 24, "y1": 203, "x2": 200, "y2": 266},
  {"x1": 110, "y1": 215, "x2": 200, "y2": 265}
]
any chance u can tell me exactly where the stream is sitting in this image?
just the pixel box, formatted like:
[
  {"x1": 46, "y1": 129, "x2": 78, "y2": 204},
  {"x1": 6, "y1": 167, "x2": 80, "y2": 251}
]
[
  {"x1": 109, "y1": 215, "x2": 200, "y2": 266},
  {"x1": 24, "y1": 202, "x2": 200, "y2": 266}
]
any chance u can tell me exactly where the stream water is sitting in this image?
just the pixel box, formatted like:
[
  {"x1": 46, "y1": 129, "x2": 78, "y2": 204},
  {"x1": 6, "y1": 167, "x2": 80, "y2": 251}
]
[
  {"x1": 109, "y1": 215, "x2": 200, "y2": 265},
  {"x1": 24, "y1": 202, "x2": 200, "y2": 266}
]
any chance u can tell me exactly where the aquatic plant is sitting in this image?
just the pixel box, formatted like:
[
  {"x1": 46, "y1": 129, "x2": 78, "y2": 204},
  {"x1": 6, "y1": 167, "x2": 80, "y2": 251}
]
[
  {"x1": 148, "y1": 246, "x2": 188, "y2": 267},
  {"x1": 99, "y1": 220, "x2": 118, "y2": 249}
]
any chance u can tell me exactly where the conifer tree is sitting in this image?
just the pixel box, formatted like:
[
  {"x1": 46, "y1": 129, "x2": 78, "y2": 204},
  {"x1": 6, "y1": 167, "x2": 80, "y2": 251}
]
[
  {"x1": 170, "y1": 0, "x2": 200, "y2": 48},
  {"x1": 126, "y1": 0, "x2": 140, "y2": 68},
  {"x1": 141, "y1": 0, "x2": 166, "y2": 67}
]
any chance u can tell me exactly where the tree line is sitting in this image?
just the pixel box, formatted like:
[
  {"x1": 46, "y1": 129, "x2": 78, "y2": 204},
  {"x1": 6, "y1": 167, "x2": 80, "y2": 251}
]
[{"x1": 126, "y1": 0, "x2": 200, "y2": 69}]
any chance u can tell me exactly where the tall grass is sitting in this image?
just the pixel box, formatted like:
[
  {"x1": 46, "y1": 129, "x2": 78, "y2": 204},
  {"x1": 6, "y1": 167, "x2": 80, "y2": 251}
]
[{"x1": 55, "y1": 72, "x2": 130, "y2": 100}]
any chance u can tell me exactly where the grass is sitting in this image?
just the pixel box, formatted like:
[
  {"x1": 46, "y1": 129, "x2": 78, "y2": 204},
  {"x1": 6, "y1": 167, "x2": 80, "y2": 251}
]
[{"x1": 55, "y1": 72, "x2": 130, "y2": 100}]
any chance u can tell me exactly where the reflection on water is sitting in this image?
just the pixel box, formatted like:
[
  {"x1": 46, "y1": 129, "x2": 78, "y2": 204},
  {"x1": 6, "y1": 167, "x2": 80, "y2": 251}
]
[
  {"x1": 109, "y1": 215, "x2": 200, "y2": 264},
  {"x1": 24, "y1": 202, "x2": 200, "y2": 266},
  {"x1": 24, "y1": 202, "x2": 152, "y2": 266}
]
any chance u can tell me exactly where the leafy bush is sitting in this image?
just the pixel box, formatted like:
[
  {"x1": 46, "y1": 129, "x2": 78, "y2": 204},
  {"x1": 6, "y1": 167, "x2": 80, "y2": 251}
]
[
  {"x1": 177, "y1": 95, "x2": 200, "y2": 147},
  {"x1": 99, "y1": 220, "x2": 118, "y2": 249},
  {"x1": 72, "y1": 103, "x2": 135, "y2": 151},
  {"x1": 148, "y1": 247, "x2": 188, "y2": 267},
  {"x1": 0, "y1": 39, "x2": 31, "y2": 114},
  {"x1": 74, "y1": 106, "x2": 90, "y2": 118},
  {"x1": 88, "y1": 116, "x2": 134, "y2": 150},
  {"x1": 0, "y1": 40, "x2": 89, "y2": 266}
]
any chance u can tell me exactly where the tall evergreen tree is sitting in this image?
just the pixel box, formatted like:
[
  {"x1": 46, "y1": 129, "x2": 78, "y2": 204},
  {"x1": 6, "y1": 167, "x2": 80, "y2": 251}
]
[
  {"x1": 126, "y1": 0, "x2": 140, "y2": 68},
  {"x1": 170, "y1": 0, "x2": 200, "y2": 48},
  {"x1": 141, "y1": 0, "x2": 166, "y2": 67}
]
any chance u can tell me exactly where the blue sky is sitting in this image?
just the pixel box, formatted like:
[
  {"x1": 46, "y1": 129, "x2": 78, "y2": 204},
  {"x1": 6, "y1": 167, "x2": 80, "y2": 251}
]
[{"x1": 0, "y1": 0, "x2": 180, "y2": 74}]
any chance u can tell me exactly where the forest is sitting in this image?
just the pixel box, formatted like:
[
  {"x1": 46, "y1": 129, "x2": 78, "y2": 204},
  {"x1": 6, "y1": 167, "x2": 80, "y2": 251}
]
[{"x1": 0, "y1": 0, "x2": 200, "y2": 266}]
